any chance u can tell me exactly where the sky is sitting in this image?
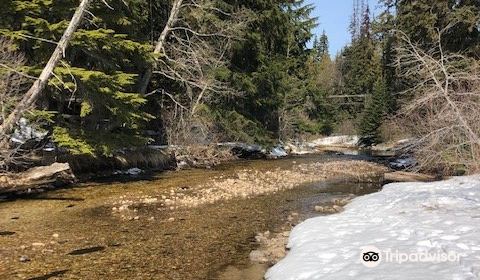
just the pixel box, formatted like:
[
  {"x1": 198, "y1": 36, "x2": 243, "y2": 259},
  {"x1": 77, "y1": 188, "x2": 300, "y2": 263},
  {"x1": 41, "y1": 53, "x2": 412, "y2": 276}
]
[{"x1": 306, "y1": 0, "x2": 380, "y2": 56}]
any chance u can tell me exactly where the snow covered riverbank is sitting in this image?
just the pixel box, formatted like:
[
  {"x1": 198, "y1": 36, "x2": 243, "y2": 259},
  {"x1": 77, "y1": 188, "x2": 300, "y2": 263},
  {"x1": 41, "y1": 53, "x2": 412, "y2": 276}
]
[{"x1": 266, "y1": 175, "x2": 480, "y2": 280}]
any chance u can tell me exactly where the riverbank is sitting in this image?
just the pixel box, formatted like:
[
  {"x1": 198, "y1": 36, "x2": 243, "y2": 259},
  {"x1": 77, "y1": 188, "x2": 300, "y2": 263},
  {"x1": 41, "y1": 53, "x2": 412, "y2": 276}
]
[
  {"x1": 266, "y1": 175, "x2": 480, "y2": 280},
  {"x1": 0, "y1": 135, "x2": 412, "y2": 195}
]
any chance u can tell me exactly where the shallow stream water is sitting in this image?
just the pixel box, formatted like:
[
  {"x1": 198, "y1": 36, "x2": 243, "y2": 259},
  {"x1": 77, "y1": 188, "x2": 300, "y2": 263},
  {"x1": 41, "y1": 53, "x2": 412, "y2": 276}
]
[{"x1": 0, "y1": 154, "x2": 383, "y2": 280}]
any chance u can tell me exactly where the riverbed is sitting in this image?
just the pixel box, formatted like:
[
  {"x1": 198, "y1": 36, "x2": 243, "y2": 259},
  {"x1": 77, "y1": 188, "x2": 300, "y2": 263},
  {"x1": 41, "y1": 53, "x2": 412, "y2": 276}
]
[{"x1": 0, "y1": 154, "x2": 386, "y2": 279}]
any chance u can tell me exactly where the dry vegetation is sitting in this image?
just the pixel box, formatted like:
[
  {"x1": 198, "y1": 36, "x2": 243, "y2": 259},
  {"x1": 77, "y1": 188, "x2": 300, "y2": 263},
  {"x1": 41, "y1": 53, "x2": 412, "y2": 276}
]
[
  {"x1": 395, "y1": 31, "x2": 480, "y2": 174},
  {"x1": 0, "y1": 38, "x2": 31, "y2": 172}
]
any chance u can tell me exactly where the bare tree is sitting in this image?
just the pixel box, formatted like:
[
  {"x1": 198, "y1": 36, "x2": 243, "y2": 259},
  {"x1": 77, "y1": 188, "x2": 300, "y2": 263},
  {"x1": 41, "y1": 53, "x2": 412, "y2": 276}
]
[
  {"x1": 0, "y1": 0, "x2": 92, "y2": 148},
  {"x1": 395, "y1": 29, "x2": 480, "y2": 174},
  {"x1": 0, "y1": 38, "x2": 30, "y2": 171},
  {"x1": 138, "y1": 0, "x2": 184, "y2": 95},
  {"x1": 151, "y1": 0, "x2": 250, "y2": 144}
]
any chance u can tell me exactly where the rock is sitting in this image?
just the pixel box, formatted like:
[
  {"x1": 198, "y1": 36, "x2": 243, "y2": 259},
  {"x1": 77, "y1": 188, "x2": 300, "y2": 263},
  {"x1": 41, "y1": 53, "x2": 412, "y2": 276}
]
[
  {"x1": 68, "y1": 246, "x2": 105, "y2": 255},
  {"x1": 168, "y1": 217, "x2": 175, "y2": 222},
  {"x1": 389, "y1": 157, "x2": 417, "y2": 170},
  {"x1": 249, "y1": 250, "x2": 268, "y2": 263},
  {"x1": 269, "y1": 146, "x2": 288, "y2": 159},
  {"x1": 52, "y1": 233, "x2": 59, "y2": 238},
  {"x1": 32, "y1": 242, "x2": 45, "y2": 247},
  {"x1": 227, "y1": 143, "x2": 267, "y2": 159},
  {"x1": 11, "y1": 117, "x2": 47, "y2": 144},
  {"x1": 314, "y1": 205, "x2": 324, "y2": 212},
  {"x1": 333, "y1": 205, "x2": 343, "y2": 212},
  {"x1": 19, "y1": 256, "x2": 30, "y2": 262},
  {"x1": 126, "y1": 168, "x2": 143, "y2": 176}
]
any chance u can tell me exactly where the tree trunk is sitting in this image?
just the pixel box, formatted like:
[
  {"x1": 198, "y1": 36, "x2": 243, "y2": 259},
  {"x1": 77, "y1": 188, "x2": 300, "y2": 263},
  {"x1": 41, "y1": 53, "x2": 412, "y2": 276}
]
[
  {"x1": 139, "y1": 0, "x2": 183, "y2": 95},
  {"x1": 384, "y1": 171, "x2": 436, "y2": 182},
  {"x1": 0, "y1": 0, "x2": 92, "y2": 148},
  {"x1": 0, "y1": 163, "x2": 75, "y2": 193}
]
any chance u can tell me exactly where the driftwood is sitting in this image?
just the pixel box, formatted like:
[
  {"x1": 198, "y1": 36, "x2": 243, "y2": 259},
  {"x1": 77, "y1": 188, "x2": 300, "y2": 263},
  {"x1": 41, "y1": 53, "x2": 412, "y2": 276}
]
[
  {"x1": 0, "y1": 163, "x2": 75, "y2": 193},
  {"x1": 384, "y1": 171, "x2": 435, "y2": 183}
]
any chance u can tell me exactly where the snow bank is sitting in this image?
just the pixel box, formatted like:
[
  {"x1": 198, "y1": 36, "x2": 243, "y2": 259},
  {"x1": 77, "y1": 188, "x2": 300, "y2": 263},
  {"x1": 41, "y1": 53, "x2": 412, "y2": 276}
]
[
  {"x1": 308, "y1": 135, "x2": 359, "y2": 147},
  {"x1": 266, "y1": 175, "x2": 480, "y2": 280}
]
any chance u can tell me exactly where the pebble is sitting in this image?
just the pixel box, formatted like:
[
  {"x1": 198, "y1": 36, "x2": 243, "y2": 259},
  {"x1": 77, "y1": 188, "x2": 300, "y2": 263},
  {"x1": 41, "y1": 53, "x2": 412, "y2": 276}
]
[
  {"x1": 333, "y1": 205, "x2": 343, "y2": 212},
  {"x1": 108, "y1": 160, "x2": 383, "y2": 217},
  {"x1": 168, "y1": 217, "x2": 175, "y2": 222},
  {"x1": 249, "y1": 250, "x2": 268, "y2": 263},
  {"x1": 19, "y1": 256, "x2": 30, "y2": 262},
  {"x1": 52, "y1": 233, "x2": 59, "y2": 238},
  {"x1": 32, "y1": 242, "x2": 45, "y2": 247}
]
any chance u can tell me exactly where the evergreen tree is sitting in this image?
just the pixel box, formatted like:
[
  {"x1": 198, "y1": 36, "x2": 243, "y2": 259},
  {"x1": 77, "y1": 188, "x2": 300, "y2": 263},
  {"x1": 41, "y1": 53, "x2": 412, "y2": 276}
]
[
  {"x1": 313, "y1": 30, "x2": 329, "y2": 60},
  {"x1": 392, "y1": 0, "x2": 480, "y2": 55},
  {"x1": 359, "y1": 76, "x2": 388, "y2": 145},
  {"x1": 340, "y1": 2, "x2": 378, "y2": 116},
  {"x1": 222, "y1": 0, "x2": 319, "y2": 142},
  {"x1": 0, "y1": 0, "x2": 154, "y2": 156}
]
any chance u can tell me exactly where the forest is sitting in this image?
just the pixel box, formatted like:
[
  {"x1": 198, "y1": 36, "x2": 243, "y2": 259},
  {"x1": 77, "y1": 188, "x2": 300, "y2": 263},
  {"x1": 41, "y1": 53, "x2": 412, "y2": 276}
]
[{"x1": 0, "y1": 0, "x2": 479, "y2": 178}]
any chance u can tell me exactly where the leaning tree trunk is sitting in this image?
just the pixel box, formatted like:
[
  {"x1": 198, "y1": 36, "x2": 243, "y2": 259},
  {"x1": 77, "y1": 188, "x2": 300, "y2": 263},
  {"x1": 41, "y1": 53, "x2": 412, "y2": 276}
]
[
  {"x1": 0, "y1": 0, "x2": 92, "y2": 148},
  {"x1": 138, "y1": 0, "x2": 183, "y2": 95},
  {"x1": 0, "y1": 163, "x2": 75, "y2": 193}
]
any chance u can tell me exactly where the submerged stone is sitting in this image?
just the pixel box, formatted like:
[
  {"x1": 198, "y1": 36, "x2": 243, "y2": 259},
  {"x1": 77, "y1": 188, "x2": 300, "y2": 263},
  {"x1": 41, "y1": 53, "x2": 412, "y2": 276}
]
[{"x1": 68, "y1": 246, "x2": 105, "y2": 255}]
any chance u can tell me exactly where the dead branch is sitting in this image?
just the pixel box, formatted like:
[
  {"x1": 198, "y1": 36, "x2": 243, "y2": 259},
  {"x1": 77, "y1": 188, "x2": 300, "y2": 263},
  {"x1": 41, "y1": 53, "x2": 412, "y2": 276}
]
[{"x1": 395, "y1": 29, "x2": 480, "y2": 174}]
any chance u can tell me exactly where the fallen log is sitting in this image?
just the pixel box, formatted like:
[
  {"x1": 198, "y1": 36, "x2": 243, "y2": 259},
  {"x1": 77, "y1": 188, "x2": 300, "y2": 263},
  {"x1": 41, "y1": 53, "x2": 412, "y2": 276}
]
[
  {"x1": 384, "y1": 171, "x2": 435, "y2": 183},
  {"x1": 0, "y1": 163, "x2": 75, "y2": 193}
]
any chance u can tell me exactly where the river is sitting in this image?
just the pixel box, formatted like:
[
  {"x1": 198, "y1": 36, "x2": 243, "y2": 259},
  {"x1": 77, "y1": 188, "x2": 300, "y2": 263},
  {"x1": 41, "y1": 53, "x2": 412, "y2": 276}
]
[{"x1": 0, "y1": 154, "x2": 386, "y2": 279}]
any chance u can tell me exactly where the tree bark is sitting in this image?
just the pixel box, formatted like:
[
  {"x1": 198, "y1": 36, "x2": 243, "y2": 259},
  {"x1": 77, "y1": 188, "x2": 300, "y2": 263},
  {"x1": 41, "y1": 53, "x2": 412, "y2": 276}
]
[
  {"x1": 0, "y1": 163, "x2": 75, "y2": 193},
  {"x1": 139, "y1": 0, "x2": 183, "y2": 95},
  {"x1": 384, "y1": 171, "x2": 436, "y2": 182},
  {"x1": 0, "y1": 0, "x2": 92, "y2": 148}
]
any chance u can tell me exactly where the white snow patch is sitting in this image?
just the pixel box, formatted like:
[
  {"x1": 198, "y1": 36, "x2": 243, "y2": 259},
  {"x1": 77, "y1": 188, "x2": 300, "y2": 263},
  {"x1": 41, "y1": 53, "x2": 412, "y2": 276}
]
[
  {"x1": 266, "y1": 175, "x2": 480, "y2": 280},
  {"x1": 113, "y1": 167, "x2": 143, "y2": 176},
  {"x1": 308, "y1": 135, "x2": 359, "y2": 147}
]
